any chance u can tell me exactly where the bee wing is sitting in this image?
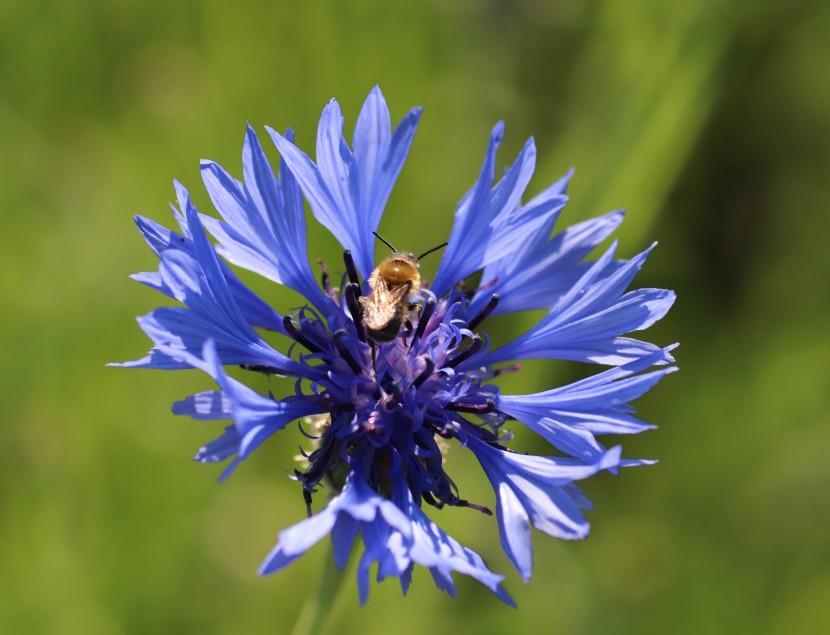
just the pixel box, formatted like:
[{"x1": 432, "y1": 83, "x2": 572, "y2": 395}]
[{"x1": 362, "y1": 279, "x2": 411, "y2": 330}]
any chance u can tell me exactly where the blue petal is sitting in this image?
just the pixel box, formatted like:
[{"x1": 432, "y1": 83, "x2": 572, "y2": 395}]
[
  {"x1": 199, "y1": 126, "x2": 328, "y2": 310},
  {"x1": 493, "y1": 481, "x2": 532, "y2": 580},
  {"x1": 470, "y1": 436, "x2": 622, "y2": 580},
  {"x1": 172, "y1": 390, "x2": 231, "y2": 419},
  {"x1": 257, "y1": 464, "x2": 513, "y2": 605},
  {"x1": 133, "y1": 213, "x2": 185, "y2": 255},
  {"x1": 117, "y1": 251, "x2": 304, "y2": 375},
  {"x1": 432, "y1": 126, "x2": 561, "y2": 297},
  {"x1": 116, "y1": 187, "x2": 303, "y2": 372},
  {"x1": 132, "y1": 187, "x2": 285, "y2": 332},
  {"x1": 258, "y1": 467, "x2": 407, "y2": 577},
  {"x1": 268, "y1": 87, "x2": 422, "y2": 280},
  {"x1": 470, "y1": 207, "x2": 626, "y2": 316},
  {"x1": 479, "y1": 243, "x2": 676, "y2": 367},
  {"x1": 194, "y1": 425, "x2": 240, "y2": 463},
  {"x1": 353, "y1": 86, "x2": 422, "y2": 237},
  {"x1": 498, "y1": 348, "x2": 677, "y2": 457},
  {"x1": 405, "y1": 500, "x2": 514, "y2": 605},
  {"x1": 175, "y1": 184, "x2": 285, "y2": 333},
  {"x1": 164, "y1": 341, "x2": 325, "y2": 469},
  {"x1": 331, "y1": 514, "x2": 361, "y2": 570},
  {"x1": 259, "y1": 505, "x2": 340, "y2": 574}
]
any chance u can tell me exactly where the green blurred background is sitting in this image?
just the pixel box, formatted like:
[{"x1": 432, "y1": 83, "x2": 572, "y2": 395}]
[{"x1": 2, "y1": 0, "x2": 829, "y2": 633}]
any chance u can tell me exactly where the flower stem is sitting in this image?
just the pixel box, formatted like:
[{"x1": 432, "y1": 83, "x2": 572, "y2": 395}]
[{"x1": 289, "y1": 545, "x2": 347, "y2": 635}]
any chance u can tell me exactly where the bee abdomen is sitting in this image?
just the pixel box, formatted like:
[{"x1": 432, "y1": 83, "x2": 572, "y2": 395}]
[{"x1": 365, "y1": 315, "x2": 405, "y2": 342}]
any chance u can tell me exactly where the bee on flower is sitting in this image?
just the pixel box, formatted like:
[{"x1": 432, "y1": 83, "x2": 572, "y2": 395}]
[{"x1": 359, "y1": 233, "x2": 446, "y2": 344}]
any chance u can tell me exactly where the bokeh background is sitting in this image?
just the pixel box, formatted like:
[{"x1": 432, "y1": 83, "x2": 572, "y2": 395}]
[{"x1": 2, "y1": 0, "x2": 829, "y2": 633}]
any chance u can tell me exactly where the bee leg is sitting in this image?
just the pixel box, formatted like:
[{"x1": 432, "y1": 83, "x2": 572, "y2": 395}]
[{"x1": 371, "y1": 342, "x2": 377, "y2": 371}]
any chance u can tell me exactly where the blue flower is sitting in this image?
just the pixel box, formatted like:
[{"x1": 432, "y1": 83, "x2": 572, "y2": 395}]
[{"x1": 117, "y1": 86, "x2": 676, "y2": 605}]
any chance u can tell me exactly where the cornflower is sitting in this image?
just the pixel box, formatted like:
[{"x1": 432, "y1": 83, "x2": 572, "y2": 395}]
[{"x1": 117, "y1": 87, "x2": 676, "y2": 605}]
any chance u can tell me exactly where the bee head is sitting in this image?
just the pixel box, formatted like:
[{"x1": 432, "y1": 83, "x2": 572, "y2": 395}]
[
  {"x1": 371, "y1": 232, "x2": 447, "y2": 294},
  {"x1": 377, "y1": 253, "x2": 420, "y2": 289}
]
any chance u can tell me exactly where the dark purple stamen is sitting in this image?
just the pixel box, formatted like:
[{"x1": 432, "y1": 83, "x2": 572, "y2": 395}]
[
  {"x1": 301, "y1": 480, "x2": 313, "y2": 517},
  {"x1": 412, "y1": 357, "x2": 435, "y2": 389},
  {"x1": 318, "y1": 259, "x2": 332, "y2": 294},
  {"x1": 344, "y1": 283, "x2": 366, "y2": 342},
  {"x1": 380, "y1": 372, "x2": 403, "y2": 404},
  {"x1": 458, "y1": 500, "x2": 493, "y2": 516},
  {"x1": 466, "y1": 293, "x2": 499, "y2": 332},
  {"x1": 422, "y1": 491, "x2": 439, "y2": 508},
  {"x1": 444, "y1": 335, "x2": 483, "y2": 369},
  {"x1": 297, "y1": 422, "x2": 321, "y2": 440},
  {"x1": 333, "y1": 329, "x2": 363, "y2": 375},
  {"x1": 421, "y1": 491, "x2": 490, "y2": 515},
  {"x1": 343, "y1": 250, "x2": 360, "y2": 287},
  {"x1": 409, "y1": 297, "x2": 436, "y2": 349},
  {"x1": 283, "y1": 316, "x2": 323, "y2": 353},
  {"x1": 445, "y1": 399, "x2": 496, "y2": 414},
  {"x1": 301, "y1": 434, "x2": 337, "y2": 488}
]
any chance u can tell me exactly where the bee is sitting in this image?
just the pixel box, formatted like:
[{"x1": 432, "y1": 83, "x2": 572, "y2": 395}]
[{"x1": 359, "y1": 233, "x2": 447, "y2": 343}]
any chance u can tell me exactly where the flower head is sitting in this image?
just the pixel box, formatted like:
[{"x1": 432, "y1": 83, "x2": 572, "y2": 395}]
[{"x1": 117, "y1": 86, "x2": 676, "y2": 605}]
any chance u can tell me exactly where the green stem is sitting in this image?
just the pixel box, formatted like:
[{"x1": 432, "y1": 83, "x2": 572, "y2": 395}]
[{"x1": 289, "y1": 545, "x2": 347, "y2": 635}]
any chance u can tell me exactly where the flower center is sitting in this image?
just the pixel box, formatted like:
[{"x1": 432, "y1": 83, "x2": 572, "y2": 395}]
[{"x1": 280, "y1": 253, "x2": 506, "y2": 516}]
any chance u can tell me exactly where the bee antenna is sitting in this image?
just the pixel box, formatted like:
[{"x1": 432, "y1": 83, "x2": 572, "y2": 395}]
[
  {"x1": 372, "y1": 232, "x2": 397, "y2": 252},
  {"x1": 416, "y1": 242, "x2": 449, "y2": 261}
]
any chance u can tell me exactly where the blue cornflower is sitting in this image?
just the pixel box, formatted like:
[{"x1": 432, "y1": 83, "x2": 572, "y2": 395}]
[{"x1": 117, "y1": 86, "x2": 676, "y2": 605}]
